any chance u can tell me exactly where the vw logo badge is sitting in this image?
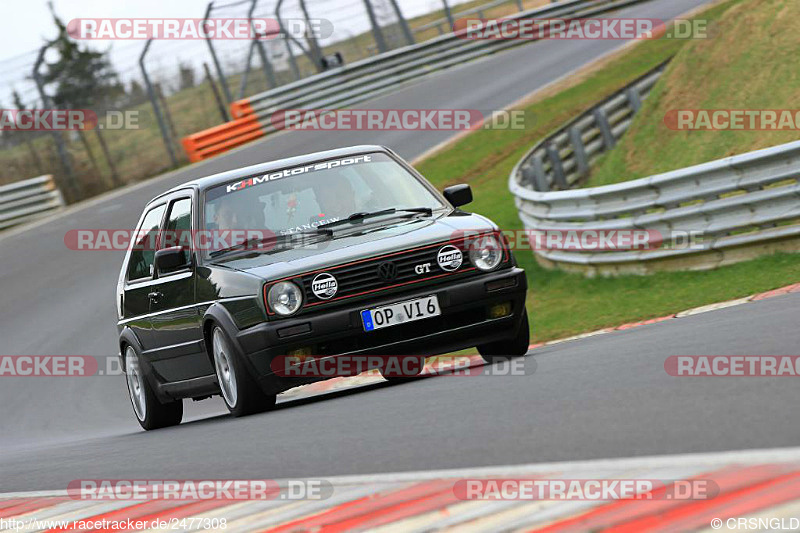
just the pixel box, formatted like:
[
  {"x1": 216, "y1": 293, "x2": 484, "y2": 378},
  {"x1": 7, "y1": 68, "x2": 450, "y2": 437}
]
[
  {"x1": 377, "y1": 261, "x2": 398, "y2": 282},
  {"x1": 311, "y1": 272, "x2": 338, "y2": 300},
  {"x1": 437, "y1": 245, "x2": 463, "y2": 272}
]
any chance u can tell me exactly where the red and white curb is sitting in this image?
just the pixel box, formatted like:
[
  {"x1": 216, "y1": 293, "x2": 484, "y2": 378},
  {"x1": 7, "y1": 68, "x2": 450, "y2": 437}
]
[{"x1": 2, "y1": 447, "x2": 800, "y2": 532}]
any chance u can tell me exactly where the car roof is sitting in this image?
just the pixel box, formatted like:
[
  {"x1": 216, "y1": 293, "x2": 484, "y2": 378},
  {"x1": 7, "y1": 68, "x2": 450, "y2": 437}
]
[{"x1": 151, "y1": 145, "x2": 392, "y2": 203}]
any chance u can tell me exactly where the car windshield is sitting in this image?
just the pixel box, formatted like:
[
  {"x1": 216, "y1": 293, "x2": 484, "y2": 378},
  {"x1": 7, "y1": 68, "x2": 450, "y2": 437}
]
[{"x1": 203, "y1": 152, "x2": 444, "y2": 256}]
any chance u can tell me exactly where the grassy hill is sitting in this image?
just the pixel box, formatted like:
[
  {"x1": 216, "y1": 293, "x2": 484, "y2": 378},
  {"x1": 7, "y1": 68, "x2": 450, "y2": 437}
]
[
  {"x1": 587, "y1": 0, "x2": 800, "y2": 187},
  {"x1": 415, "y1": 0, "x2": 800, "y2": 341}
]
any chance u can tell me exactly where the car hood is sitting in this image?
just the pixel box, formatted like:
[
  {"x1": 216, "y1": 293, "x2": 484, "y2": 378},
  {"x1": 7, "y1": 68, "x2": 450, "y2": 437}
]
[{"x1": 216, "y1": 212, "x2": 497, "y2": 281}]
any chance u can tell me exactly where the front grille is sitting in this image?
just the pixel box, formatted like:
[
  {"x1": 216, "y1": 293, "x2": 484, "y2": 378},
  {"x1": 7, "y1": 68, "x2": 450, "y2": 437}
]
[{"x1": 301, "y1": 240, "x2": 476, "y2": 306}]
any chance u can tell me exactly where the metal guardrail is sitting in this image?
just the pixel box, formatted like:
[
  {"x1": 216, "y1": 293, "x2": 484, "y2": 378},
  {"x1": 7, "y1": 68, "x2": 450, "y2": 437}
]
[
  {"x1": 514, "y1": 61, "x2": 668, "y2": 192},
  {"x1": 508, "y1": 65, "x2": 800, "y2": 275},
  {"x1": 232, "y1": 0, "x2": 647, "y2": 121},
  {"x1": 183, "y1": 0, "x2": 652, "y2": 162},
  {"x1": 0, "y1": 175, "x2": 65, "y2": 231}
]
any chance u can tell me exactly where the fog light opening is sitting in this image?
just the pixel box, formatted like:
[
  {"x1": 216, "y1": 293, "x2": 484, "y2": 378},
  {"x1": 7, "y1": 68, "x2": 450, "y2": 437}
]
[
  {"x1": 488, "y1": 302, "x2": 513, "y2": 319},
  {"x1": 286, "y1": 347, "x2": 314, "y2": 361}
]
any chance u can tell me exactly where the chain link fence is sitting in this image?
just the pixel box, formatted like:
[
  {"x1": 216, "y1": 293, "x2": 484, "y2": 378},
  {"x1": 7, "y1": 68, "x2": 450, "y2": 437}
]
[{"x1": 0, "y1": 0, "x2": 549, "y2": 205}]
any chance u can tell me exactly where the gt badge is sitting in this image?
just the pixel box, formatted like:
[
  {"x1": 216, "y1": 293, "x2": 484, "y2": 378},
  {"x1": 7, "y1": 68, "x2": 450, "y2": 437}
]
[{"x1": 414, "y1": 263, "x2": 432, "y2": 275}]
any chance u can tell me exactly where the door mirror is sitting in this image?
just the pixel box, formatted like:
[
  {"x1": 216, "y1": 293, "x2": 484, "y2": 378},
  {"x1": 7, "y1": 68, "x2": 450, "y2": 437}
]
[
  {"x1": 443, "y1": 184, "x2": 473, "y2": 207},
  {"x1": 154, "y1": 246, "x2": 191, "y2": 276}
]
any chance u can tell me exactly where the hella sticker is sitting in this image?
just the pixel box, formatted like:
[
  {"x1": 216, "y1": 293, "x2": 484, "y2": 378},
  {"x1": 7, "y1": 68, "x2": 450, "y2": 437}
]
[
  {"x1": 437, "y1": 245, "x2": 463, "y2": 272},
  {"x1": 311, "y1": 273, "x2": 338, "y2": 300}
]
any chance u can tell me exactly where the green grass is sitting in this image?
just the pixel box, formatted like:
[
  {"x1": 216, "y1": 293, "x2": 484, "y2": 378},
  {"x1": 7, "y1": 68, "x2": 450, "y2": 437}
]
[
  {"x1": 527, "y1": 254, "x2": 799, "y2": 341},
  {"x1": 588, "y1": 0, "x2": 800, "y2": 187},
  {"x1": 415, "y1": 0, "x2": 800, "y2": 342}
]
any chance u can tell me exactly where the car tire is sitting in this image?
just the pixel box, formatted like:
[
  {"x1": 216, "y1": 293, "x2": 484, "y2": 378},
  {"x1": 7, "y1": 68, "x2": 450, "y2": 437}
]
[
  {"x1": 124, "y1": 345, "x2": 183, "y2": 431},
  {"x1": 380, "y1": 354, "x2": 426, "y2": 383},
  {"x1": 211, "y1": 326, "x2": 276, "y2": 417},
  {"x1": 380, "y1": 368, "x2": 421, "y2": 383},
  {"x1": 380, "y1": 373, "x2": 420, "y2": 383},
  {"x1": 477, "y1": 308, "x2": 530, "y2": 364}
]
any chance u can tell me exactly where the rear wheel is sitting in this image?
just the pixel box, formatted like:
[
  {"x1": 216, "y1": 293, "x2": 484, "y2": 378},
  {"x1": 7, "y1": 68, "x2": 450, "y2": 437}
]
[
  {"x1": 478, "y1": 309, "x2": 530, "y2": 364},
  {"x1": 212, "y1": 326, "x2": 276, "y2": 417},
  {"x1": 124, "y1": 346, "x2": 183, "y2": 430}
]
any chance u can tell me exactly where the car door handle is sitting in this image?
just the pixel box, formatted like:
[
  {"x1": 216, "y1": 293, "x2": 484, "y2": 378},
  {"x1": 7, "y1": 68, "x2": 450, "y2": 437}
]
[{"x1": 148, "y1": 291, "x2": 163, "y2": 303}]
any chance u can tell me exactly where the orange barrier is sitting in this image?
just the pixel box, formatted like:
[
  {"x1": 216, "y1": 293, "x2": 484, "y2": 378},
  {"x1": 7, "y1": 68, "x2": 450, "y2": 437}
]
[
  {"x1": 181, "y1": 114, "x2": 266, "y2": 163},
  {"x1": 229, "y1": 98, "x2": 254, "y2": 120}
]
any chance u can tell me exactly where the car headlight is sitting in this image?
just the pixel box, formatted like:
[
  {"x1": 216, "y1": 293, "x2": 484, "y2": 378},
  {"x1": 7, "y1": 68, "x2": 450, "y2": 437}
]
[
  {"x1": 267, "y1": 281, "x2": 303, "y2": 316},
  {"x1": 469, "y1": 234, "x2": 503, "y2": 271}
]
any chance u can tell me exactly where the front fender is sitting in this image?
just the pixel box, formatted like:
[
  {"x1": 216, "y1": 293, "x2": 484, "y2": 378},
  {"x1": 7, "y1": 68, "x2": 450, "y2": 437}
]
[{"x1": 202, "y1": 303, "x2": 261, "y2": 379}]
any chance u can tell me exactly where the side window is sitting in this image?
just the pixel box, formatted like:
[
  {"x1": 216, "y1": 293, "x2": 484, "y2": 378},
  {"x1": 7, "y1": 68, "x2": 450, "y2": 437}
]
[
  {"x1": 162, "y1": 198, "x2": 193, "y2": 250},
  {"x1": 127, "y1": 204, "x2": 166, "y2": 282}
]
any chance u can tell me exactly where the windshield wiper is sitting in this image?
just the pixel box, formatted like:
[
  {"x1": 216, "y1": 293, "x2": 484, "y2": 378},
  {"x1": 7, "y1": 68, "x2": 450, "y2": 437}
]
[
  {"x1": 208, "y1": 228, "x2": 332, "y2": 259},
  {"x1": 208, "y1": 208, "x2": 433, "y2": 259},
  {"x1": 317, "y1": 207, "x2": 433, "y2": 231}
]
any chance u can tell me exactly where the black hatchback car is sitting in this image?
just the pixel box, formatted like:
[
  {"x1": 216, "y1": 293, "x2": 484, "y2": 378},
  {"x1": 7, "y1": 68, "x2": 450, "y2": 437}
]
[{"x1": 117, "y1": 146, "x2": 529, "y2": 429}]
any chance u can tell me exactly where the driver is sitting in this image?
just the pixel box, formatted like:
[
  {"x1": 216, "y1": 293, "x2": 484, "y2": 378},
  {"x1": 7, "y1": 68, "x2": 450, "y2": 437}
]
[
  {"x1": 214, "y1": 193, "x2": 265, "y2": 230},
  {"x1": 213, "y1": 200, "x2": 239, "y2": 231},
  {"x1": 313, "y1": 176, "x2": 357, "y2": 220}
]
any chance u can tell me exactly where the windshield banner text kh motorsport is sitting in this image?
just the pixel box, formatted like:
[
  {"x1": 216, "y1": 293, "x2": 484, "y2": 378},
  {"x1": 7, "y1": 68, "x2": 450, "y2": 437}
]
[{"x1": 225, "y1": 155, "x2": 373, "y2": 194}]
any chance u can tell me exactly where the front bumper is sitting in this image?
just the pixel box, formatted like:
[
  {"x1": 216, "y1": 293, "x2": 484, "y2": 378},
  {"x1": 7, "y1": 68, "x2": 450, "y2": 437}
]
[{"x1": 235, "y1": 266, "x2": 528, "y2": 395}]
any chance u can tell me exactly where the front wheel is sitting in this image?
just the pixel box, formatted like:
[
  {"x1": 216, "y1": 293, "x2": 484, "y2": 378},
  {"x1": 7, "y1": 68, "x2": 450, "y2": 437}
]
[
  {"x1": 212, "y1": 326, "x2": 276, "y2": 417},
  {"x1": 380, "y1": 355, "x2": 426, "y2": 383},
  {"x1": 124, "y1": 346, "x2": 183, "y2": 430},
  {"x1": 477, "y1": 309, "x2": 530, "y2": 364}
]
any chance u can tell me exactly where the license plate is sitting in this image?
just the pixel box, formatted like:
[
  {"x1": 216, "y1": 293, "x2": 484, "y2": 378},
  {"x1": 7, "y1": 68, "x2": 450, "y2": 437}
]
[{"x1": 361, "y1": 295, "x2": 441, "y2": 332}]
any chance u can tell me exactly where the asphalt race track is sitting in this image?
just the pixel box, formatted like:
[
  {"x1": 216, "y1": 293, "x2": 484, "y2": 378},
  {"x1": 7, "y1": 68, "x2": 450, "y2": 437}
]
[
  {"x1": 4, "y1": 0, "x2": 794, "y2": 494},
  {"x1": 3, "y1": 292, "x2": 799, "y2": 493}
]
